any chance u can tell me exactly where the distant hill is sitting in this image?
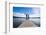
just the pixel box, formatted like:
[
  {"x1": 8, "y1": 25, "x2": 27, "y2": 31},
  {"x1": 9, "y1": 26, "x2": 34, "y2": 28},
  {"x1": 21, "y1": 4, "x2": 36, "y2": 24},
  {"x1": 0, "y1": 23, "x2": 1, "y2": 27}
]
[
  {"x1": 13, "y1": 16, "x2": 25, "y2": 18},
  {"x1": 13, "y1": 16, "x2": 40, "y2": 19}
]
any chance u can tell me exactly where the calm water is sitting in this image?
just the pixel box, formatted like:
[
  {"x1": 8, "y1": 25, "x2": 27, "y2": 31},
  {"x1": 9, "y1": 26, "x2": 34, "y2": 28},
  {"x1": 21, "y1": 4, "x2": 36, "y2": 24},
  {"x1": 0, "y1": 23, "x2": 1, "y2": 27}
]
[{"x1": 13, "y1": 17, "x2": 40, "y2": 28}]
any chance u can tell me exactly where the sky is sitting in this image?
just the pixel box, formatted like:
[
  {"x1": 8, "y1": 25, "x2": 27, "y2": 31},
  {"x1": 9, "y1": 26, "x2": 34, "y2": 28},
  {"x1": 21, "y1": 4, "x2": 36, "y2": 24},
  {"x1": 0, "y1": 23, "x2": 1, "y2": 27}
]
[
  {"x1": 13, "y1": 7, "x2": 32, "y2": 14},
  {"x1": 13, "y1": 7, "x2": 40, "y2": 17}
]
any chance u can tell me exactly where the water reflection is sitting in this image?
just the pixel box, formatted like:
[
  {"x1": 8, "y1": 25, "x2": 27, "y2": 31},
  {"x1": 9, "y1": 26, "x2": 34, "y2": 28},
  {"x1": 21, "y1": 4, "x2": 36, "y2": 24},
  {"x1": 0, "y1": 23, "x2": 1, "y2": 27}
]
[{"x1": 13, "y1": 16, "x2": 40, "y2": 28}]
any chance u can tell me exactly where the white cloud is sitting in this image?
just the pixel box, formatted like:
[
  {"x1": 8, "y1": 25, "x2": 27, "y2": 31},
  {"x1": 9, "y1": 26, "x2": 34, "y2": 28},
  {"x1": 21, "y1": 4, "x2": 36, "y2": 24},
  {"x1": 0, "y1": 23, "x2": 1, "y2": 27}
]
[
  {"x1": 13, "y1": 12, "x2": 40, "y2": 17},
  {"x1": 29, "y1": 14, "x2": 40, "y2": 17},
  {"x1": 13, "y1": 12, "x2": 26, "y2": 17}
]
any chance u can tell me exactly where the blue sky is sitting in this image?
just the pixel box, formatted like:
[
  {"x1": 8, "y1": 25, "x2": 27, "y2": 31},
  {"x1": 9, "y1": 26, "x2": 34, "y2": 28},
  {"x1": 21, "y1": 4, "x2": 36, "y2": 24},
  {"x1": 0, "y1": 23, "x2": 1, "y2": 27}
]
[
  {"x1": 13, "y1": 7, "x2": 40, "y2": 17},
  {"x1": 13, "y1": 7, "x2": 32, "y2": 14}
]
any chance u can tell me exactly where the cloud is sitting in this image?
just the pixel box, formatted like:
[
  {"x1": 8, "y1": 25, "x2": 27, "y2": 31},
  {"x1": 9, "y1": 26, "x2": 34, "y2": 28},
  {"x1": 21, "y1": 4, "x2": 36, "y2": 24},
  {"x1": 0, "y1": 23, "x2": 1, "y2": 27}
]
[
  {"x1": 13, "y1": 12, "x2": 26, "y2": 17},
  {"x1": 13, "y1": 12, "x2": 40, "y2": 17},
  {"x1": 13, "y1": 8, "x2": 40, "y2": 17},
  {"x1": 29, "y1": 14, "x2": 40, "y2": 17}
]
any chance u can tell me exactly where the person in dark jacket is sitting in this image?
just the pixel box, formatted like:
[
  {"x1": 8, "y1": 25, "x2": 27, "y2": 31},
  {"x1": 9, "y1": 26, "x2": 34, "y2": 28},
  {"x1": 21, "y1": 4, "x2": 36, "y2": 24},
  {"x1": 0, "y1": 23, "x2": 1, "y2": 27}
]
[{"x1": 26, "y1": 14, "x2": 29, "y2": 20}]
